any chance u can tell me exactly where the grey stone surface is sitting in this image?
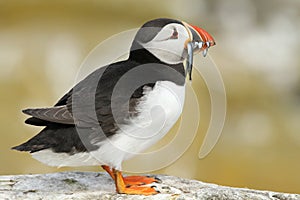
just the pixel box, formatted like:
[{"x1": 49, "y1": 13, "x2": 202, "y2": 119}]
[{"x1": 0, "y1": 171, "x2": 299, "y2": 200}]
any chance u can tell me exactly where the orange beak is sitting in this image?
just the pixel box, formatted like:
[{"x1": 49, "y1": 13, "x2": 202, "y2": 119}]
[
  {"x1": 189, "y1": 24, "x2": 216, "y2": 50},
  {"x1": 182, "y1": 22, "x2": 216, "y2": 80}
]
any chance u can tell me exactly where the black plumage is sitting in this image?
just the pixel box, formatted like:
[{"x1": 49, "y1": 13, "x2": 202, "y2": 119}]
[{"x1": 12, "y1": 20, "x2": 186, "y2": 154}]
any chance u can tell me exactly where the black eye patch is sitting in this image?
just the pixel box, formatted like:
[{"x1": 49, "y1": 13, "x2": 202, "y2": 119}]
[{"x1": 170, "y1": 28, "x2": 178, "y2": 39}]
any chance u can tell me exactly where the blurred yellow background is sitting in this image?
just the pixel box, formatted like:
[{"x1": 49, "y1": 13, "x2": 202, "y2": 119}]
[{"x1": 1, "y1": 0, "x2": 300, "y2": 194}]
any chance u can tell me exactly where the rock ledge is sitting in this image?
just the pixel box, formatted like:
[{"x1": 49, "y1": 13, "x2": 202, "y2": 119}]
[{"x1": 0, "y1": 171, "x2": 299, "y2": 200}]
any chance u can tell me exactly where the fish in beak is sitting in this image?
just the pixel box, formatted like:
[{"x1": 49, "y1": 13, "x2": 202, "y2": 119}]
[{"x1": 183, "y1": 22, "x2": 216, "y2": 80}]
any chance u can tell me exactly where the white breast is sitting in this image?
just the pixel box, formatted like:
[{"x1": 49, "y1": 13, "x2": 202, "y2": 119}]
[
  {"x1": 32, "y1": 81, "x2": 185, "y2": 170},
  {"x1": 91, "y1": 81, "x2": 185, "y2": 169}
]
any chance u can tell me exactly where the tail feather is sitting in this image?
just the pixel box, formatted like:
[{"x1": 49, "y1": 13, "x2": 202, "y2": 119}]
[
  {"x1": 12, "y1": 124, "x2": 98, "y2": 154},
  {"x1": 24, "y1": 117, "x2": 50, "y2": 126},
  {"x1": 11, "y1": 143, "x2": 49, "y2": 153}
]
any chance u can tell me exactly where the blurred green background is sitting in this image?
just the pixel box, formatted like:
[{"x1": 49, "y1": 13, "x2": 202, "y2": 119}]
[{"x1": 1, "y1": 0, "x2": 300, "y2": 194}]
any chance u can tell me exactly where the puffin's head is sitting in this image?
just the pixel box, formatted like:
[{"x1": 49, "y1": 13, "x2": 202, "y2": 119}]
[{"x1": 130, "y1": 18, "x2": 216, "y2": 80}]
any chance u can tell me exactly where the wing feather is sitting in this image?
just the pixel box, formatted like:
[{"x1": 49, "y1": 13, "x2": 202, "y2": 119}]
[
  {"x1": 22, "y1": 60, "x2": 154, "y2": 130},
  {"x1": 23, "y1": 106, "x2": 74, "y2": 125}
]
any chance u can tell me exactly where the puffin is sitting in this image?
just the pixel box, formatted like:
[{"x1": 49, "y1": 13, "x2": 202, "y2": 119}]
[{"x1": 12, "y1": 18, "x2": 215, "y2": 195}]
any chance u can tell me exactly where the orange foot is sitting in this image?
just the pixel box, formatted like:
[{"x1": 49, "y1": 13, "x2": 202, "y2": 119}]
[
  {"x1": 101, "y1": 165, "x2": 160, "y2": 195},
  {"x1": 114, "y1": 169, "x2": 159, "y2": 195},
  {"x1": 102, "y1": 165, "x2": 161, "y2": 186},
  {"x1": 119, "y1": 184, "x2": 158, "y2": 195},
  {"x1": 123, "y1": 175, "x2": 161, "y2": 186}
]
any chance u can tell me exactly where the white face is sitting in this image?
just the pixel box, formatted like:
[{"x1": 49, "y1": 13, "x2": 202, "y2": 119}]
[{"x1": 141, "y1": 23, "x2": 190, "y2": 64}]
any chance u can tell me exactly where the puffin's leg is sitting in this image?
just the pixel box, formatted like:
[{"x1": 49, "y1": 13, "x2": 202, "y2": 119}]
[
  {"x1": 113, "y1": 168, "x2": 159, "y2": 195},
  {"x1": 102, "y1": 165, "x2": 160, "y2": 186},
  {"x1": 101, "y1": 165, "x2": 115, "y2": 179}
]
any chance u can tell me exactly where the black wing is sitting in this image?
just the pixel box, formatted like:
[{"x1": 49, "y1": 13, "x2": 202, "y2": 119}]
[
  {"x1": 15, "y1": 58, "x2": 185, "y2": 154},
  {"x1": 23, "y1": 60, "x2": 148, "y2": 132},
  {"x1": 16, "y1": 60, "x2": 145, "y2": 153}
]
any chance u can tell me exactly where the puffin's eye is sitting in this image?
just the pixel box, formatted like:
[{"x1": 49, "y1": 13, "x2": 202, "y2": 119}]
[{"x1": 170, "y1": 28, "x2": 178, "y2": 39}]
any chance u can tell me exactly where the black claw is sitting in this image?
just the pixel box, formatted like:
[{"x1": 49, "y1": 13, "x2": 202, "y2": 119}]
[
  {"x1": 154, "y1": 177, "x2": 162, "y2": 183},
  {"x1": 151, "y1": 185, "x2": 157, "y2": 188},
  {"x1": 146, "y1": 175, "x2": 162, "y2": 183}
]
